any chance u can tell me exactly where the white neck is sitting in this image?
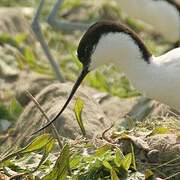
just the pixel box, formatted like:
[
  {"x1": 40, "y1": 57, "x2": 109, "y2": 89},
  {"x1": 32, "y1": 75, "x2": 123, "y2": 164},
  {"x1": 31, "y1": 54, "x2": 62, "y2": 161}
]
[
  {"x1": 90, "y1": 32, "x2": 151, "y2": 79},
  {"x1": 90, "y1": 33, "x2": 180, "y2": 111}
]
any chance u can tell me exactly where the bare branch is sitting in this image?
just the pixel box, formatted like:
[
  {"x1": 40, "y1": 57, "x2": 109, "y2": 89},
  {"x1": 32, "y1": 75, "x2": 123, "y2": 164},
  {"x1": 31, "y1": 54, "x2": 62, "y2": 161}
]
[{"x1": 26, "y1": 91, "x2": 63, "y2": 149}]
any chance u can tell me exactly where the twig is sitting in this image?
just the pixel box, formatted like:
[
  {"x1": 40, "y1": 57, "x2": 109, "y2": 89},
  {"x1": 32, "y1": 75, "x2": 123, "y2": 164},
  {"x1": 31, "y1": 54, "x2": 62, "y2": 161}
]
[
  {"x1": 152, "y1": 156, "x2": 180, "y2": 170},
  {"x1": 164, "y1": 171, "x2": 180, "y2": 180},
  {"x1": 26, "y1": 91, "x2": 63, "y2": 149},
  {"x1": 101, "y1": 124, "x2": 125, "y2": 159},
  {"x1": 10, "y1": 172, "x2": 28, "y2": 180},
  {"x1": 102, "y1": 123, "x2": 114, "y2": 143},
  {"x1": 137, "y1": 161, "x2": 180, "y2": 167},
  {"x1": 98, "y1": 137, "x2": 125, "y2": 159}
]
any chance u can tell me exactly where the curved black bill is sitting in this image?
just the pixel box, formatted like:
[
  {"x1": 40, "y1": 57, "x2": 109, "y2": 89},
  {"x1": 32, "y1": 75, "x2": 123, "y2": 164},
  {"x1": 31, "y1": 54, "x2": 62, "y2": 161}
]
[{"x1": 32, "y1": 66, "x2": 89, "y2": 135}]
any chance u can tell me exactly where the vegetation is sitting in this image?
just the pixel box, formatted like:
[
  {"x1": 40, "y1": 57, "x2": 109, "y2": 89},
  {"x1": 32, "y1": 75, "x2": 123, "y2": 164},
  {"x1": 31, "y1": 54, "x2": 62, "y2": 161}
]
[{"x1": 0, "y1": 0, "x2": 179, "y2": 179}]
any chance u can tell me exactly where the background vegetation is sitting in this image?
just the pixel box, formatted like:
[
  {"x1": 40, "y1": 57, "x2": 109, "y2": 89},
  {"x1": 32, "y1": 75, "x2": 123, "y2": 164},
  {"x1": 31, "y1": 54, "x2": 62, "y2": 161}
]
[{"x1": 0, "y1": 0, "x2": 179, "y2": 179}]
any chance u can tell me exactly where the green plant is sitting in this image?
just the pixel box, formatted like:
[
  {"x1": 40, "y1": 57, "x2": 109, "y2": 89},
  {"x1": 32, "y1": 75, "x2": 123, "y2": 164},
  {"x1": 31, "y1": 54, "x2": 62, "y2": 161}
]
[{"x1": 0, "y1": 99, "x2": 22, "y2": 122}]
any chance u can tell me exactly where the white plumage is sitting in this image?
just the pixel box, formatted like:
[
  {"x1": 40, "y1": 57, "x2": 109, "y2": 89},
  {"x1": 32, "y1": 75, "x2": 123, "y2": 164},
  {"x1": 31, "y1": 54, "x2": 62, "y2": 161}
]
[
  {"x1": 91, "y1": 32, "x2": 180, "y2": 110},
  {"x1": 115, "y1": 0, "x2": 180, "y2": 43},
  {"x1": 34, "y1": 18, "x2": 180, "y2": 133}
]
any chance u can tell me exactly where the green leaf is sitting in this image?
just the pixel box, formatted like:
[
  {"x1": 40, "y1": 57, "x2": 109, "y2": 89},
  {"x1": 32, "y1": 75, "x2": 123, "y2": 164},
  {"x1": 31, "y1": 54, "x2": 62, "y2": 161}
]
[
  {"x1": 121, "y1": 153, "x2": 132, "y2": 171},
  {"x1": 151, "y1": 126, "x2": 170, "y2": 136},
  {"x1": 126, "y1": 17, "x2": 145, "y2": 32},
  {"x1": 0, "y1": 99, "x2": 22, "y2": 122},
  {"x1": 95, "y1": 144, "x2": 112, "y2": 157},
  {"x1": 0, "y1": 102, "x2": 11, "y2": 120},
  {"x1": 130, "y1": 143, "x2": 136, "y2": 170},
  {"x1": 42, "y1": 143, "x2": 70, "y2": 180},
  {"x1": 74, "y1": 98, "x2": 86, "y2": 136},
  {"x1": 14, "y1": 33, "x2": 27, "y2": 44},
  {"x1": 21, "y1": 134, "x2": 53, "y2": 153},
  {"x1": 70, "y1": 155, "x2": 82, "y2": 170},
  {"x1": 32, "y1": 138, "x2": 56, "y2": 173},
  {"x1": 103, "y1": 161, "x2": 112, "y2": 171},
  {"x1": 114, "y1": 149, "x2": 124, "y2": 167},
  {"x1": 70, "y1": 49, "x2": 82, "y2": 70},
  {"x1": 9, "y1": 99, "x2": 22, "y2": 120},
  {"x1": 111, "y1": 169, "x2": 119, "y2": 180},
  {"x1": 61, "y1": 0, "x2": 81, "y2": 10},
  {"x1": 0, "y1": 33, "x2": 19, "y2": 49},
  {"x1": 24, "y1": 47, "x2": 36, "y2": 68},
  {"x1": 95, "y1": 71, "x2": 110, "y2": 92},
  {"x1": 0, "y1": 134, "x2": 53, "y2": 163},
  {"x1": 145, "y1": 169, "x2": 154, "y2": 180}
]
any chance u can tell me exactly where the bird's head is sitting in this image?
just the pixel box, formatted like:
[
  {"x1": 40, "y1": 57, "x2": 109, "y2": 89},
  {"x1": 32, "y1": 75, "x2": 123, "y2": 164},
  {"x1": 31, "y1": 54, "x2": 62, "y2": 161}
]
[
  {"x1": 56, "y1": 21, "x2": 151, "y2": 120},
  {"x1": 33, "y1": 21, "x2": 151, "y2": 134},
  {"x1": 77, "y1": 21, "x2": 151, "y2": 70}
]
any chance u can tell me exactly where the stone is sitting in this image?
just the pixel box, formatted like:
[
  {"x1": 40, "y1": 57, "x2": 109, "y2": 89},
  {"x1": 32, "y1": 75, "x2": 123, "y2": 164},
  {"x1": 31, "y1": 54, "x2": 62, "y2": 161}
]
[
  {"x1": 0, "y1": 172, "x2": 9, "y2": 180},
  {"x1": 100, "y1": 95, "x2": 140, "y2": 123},
  {"x1": 0, "y1": 119, "x2": 11, "y2": 132},
  {"x1": 13, "y1": 83, "x2": 111, "y2": 147},
  {"x1": 0, "y1": 45, "x2": 19, "y2": 79},
  {"x1": 15, "y1": 72, "x2": 54, "y2": 106},
  {"x1": 0, "y1": 7, "x2": 34, "y2": 43},
  {"x1": 146, "y1": 134, "x2": 180, "y2": 180},
  {"x1": 146, "y1": 134, "x2": 180, "y2": 163}
]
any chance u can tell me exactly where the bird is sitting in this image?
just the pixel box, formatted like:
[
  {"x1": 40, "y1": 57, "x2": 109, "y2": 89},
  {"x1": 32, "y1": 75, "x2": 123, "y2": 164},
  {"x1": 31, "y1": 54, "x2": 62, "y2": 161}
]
[
  {"x1": 115, "y1": 0, "x2": 180, "y2": 47},
  {"x1": 31, "y1": 0, "x2": 179, "y2": 84},
  {"x1": 33, "y1": 20, "x2": 180, "y2": 134}
]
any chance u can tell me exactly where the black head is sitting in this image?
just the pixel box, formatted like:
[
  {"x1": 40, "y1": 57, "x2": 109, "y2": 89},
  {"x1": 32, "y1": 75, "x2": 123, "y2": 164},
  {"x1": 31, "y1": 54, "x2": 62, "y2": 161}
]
[
  {"x1": 32, "y1": 21, "x2": 151, "y2": 134},
  {"x1": 77, "y1": 21, "x2": 151, "y2": 66}
]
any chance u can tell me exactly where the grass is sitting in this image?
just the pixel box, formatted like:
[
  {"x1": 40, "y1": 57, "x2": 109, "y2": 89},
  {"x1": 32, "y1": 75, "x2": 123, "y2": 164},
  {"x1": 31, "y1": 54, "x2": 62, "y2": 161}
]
[
  {"x1": 0, "y1": 0, "x2": 178, "y2": 179},
  {"x1": 0, "y1": 134, "x2": 138, "y2": 179},
  {"x1": 0, "y1": 99, "x2": 22, "y2": 122},
  {"x1": 0, "y1": 0, "x2": 34, "y2": 7}
]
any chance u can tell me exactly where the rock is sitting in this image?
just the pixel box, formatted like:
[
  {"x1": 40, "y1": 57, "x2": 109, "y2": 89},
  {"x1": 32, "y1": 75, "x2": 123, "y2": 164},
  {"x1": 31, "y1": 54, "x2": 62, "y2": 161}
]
[
  {"x1": 0, "y1": 43, "x2": 52, "y2": 103},
  {"x1": 13, "y1": 83, "x2": 111, "y2": 147},
  {"x1": 127, "y1": 172, "x2": 145, "y2": 180},
  {"x1": 0, "y1": 172, "x2": 9, "y2": 180},
  {"x1": 0, "y1": 45, "x2": 19, "y2": 79},
  {"x1": 146, "y1": 134, "x2": 180, "y2": 180},
  {"x1": 100, "y1": 96, "x2": 157, "y2": 130},
  {"x1": 101, "y1": 95, "x2": 180, "y2": 130},
  {"x1": 0, "y1": 7, "x2": 34, "y2": 42},
  {"x1": 116, "y1": 133, "x2": 180, "y2": 179},
  {"x1": 0, "y1": 119, "x2": 11, "y2": 132},
  {"x1": 17, "y1": 7, "x2": 34, "y2": 18},
  {"x1": 146, "y1": 134, "x2": 180, "y2": 163},
  {"x1": 0, "y1": 60, "x2": 18, "y2": 78},
  {"x1": 100, "y1": 95, "x2": 140, "y2": 123},
  {"x1": 15, "y1": 72, "x2": 54, "y2": 106},
  {"x1": 0, "y1": 45, "x2": 20, "y2": 102},
  {"x1": 149, "y1": 103, "x2": 180, "y2": 118},
  {"x1": 0, "y1": 70, "x2": 52, "y2": 104}
]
